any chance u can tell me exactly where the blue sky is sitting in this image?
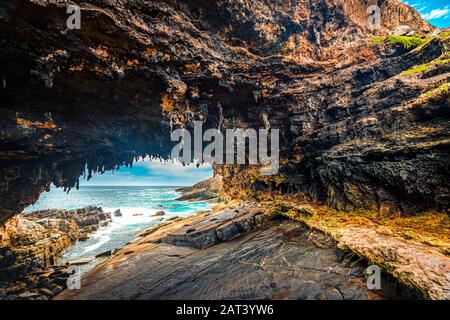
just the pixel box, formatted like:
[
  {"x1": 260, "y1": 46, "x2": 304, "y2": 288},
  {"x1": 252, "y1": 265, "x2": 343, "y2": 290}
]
[
  {"x1": 80, "y1": 158, "x2": 213, "y2": 186},
  {"x1": 402, "y1": 0, "x2": 450, "y2": 28}
]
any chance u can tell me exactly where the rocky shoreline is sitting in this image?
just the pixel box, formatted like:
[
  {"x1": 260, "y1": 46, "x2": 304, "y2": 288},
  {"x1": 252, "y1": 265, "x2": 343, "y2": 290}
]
[
  {"x1": 0, "y1": 206, "x2": 111, "y2": 300},
  {"x1": 1, "y1": 197, "x2": 447, "y2": 300},
  {"x1": 56, "y1": 203, "x2": 420, "y2": 300},
  {"x1": 175, "y1": 176, "x2": 224, "y2": 202}
]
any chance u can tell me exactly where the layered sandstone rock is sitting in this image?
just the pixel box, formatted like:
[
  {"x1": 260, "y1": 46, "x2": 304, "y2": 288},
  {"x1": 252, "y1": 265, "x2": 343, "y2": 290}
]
[
  {"x1": 273, "y1": 201, "x2": 450, "y2": 299},
  {"x1": 56, "y1": 205, "x2": 416, "y2": 300},
  {"x1": 0, "y1": 265, "x2": 73, "y2": 300},
  {"x1": 176, "y1": 174, "x2": 224, "y2": 201},
  {"x1": 0, "y1": 206, "x2": 111, "y2": 282}
]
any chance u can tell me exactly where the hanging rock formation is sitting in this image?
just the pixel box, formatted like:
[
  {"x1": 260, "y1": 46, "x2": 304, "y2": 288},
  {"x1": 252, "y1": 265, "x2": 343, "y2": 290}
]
[{"x1": 0, "y1": 0, "x2": 449, "y2": 223}]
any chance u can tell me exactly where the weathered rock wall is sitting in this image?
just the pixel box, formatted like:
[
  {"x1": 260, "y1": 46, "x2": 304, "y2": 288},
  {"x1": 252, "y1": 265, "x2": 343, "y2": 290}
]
[
  {"x1": 0, "y1": 206, "x2": 110, "y2": 281},
  {"x1": 0, "y1": 0, "x2": 448, "y2": 222}
]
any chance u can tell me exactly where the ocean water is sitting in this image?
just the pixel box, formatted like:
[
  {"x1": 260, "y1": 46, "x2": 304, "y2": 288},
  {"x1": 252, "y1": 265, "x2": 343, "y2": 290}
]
[{"x1": 24, "y1": 186, "x2": 212, "y2": 274}]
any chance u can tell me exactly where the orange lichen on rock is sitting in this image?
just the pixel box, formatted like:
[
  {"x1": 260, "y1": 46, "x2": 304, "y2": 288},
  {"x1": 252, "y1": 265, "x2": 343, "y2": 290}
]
[
  {"x1": 16, "y1": 117, "x2": 60, "y2": 131},
  {"x1": 161, "y1": 53, "x2": 171, "y2": 62},
  {"x1": 126, "y1": 59, "x2": 140, "y2": 66},
  {"x1": 68, "y1": 64, "x2": 83, "y2": 72},
  {"x1": 130, "y1": 18, "x2": 149, "y2": 32},
  {"x1": 161, "y1": 93, "x2": 174, "y2": 112},
  {"x1": 184, "y1": 63, "x2": 200, "y2": 74},
  {"x1": 254, "y1": 21, "x2": 280, "y2": 43},
  {"x1": 89, "y1": 46, "x2": 109, "y2": 59},
  {"x1": 142, "y1": 48, "x2": 157, "y2": 57}
]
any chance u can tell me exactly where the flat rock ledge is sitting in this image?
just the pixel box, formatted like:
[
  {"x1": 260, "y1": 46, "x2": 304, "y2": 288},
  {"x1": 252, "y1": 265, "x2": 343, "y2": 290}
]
[
  {"x1": 332, "y1": 226, "x2": 450, "y2": 300},
  {"x1": 281, "y1": 204, "x2": 450, "y2": 300},
  {"x1": 56, "y1": 205, "x2": 411, "y2": 300},
  {"x1": 138, "y1": 205, "x2": 270, "y2": 249}
]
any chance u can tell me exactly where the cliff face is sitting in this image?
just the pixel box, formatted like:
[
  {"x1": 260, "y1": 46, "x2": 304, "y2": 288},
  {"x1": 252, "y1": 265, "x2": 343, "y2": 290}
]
[{"x1": 0, "y1": 0, "x2": 449, "y2": 222}]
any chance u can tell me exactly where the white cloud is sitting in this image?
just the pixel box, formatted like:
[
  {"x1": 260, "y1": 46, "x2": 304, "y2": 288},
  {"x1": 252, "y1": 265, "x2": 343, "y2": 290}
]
[
  {"x1": 81, "y1": 157, "x2": 213, "y2": 186},
  {"x1": 422, "y1": 8, "x2": 450, "y2": 20},
  {"x1": 137, "y1": 157, "x2": 211, "y2": 177},
  {"x1": 417, "y1": 6, "x2": 429, "y2": 13}
]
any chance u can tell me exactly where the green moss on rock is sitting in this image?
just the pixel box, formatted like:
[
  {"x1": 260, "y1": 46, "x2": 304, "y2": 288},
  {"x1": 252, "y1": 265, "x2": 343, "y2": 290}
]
[
  {"x1": 402, "y1": 63, "x2": 431, "y2": 75},
  {"x1": 371, "y1": 35, "x2": 428, "y2": 50},
  {"x1": 402, "y1": 51, "x2": 450, "y2": 76},
  {"x1": 422, "y1": 82, "x2": 450, "y2": 98}
]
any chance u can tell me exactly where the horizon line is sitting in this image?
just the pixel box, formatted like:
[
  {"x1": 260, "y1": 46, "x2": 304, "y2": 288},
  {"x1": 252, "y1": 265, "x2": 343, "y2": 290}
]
[{"x1": 77, "y1": 185, "x2": 188, "y2": 187}]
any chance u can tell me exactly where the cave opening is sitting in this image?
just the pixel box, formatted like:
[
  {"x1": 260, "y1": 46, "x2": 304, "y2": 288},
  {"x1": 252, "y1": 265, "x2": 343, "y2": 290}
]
[
  {"x1": 0, "y1": 0, "x2": 449, "y2": 301},
  {"x1": 15, "y1": 158, "x2": 215, "y2": 278},
  {"x1": 25, "y1": 157, "x2": 214, "y2": 212}
]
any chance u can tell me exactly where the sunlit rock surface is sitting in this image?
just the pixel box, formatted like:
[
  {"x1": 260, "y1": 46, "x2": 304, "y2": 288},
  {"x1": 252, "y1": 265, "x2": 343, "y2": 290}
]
[
  {"x1": 56, "y1": 205, "x2": 417, "y2": 300},
  {"x1": 0, "y1": 206, "x2": 110, "y2": 282}
]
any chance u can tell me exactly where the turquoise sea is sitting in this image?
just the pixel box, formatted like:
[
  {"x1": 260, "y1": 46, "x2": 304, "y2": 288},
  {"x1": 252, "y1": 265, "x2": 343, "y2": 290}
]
[{"x1": 24, "y1": 186, "x2": 212, "y2": 274}]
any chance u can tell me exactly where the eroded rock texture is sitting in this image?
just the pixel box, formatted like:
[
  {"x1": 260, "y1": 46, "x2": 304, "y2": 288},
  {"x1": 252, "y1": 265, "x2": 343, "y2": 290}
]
[
  {"x1": 175, "y1": 174, "x2": 224, "y2": 201},
  {"x1": 56, "y1": 206, "x2": 414, "y2": 300},
  {"x1": 0, "y1": 0, "x2": 449, "y2": 221},
  {"x1": 0, "y1": 206, "x2": 111, "y2": 281}
]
